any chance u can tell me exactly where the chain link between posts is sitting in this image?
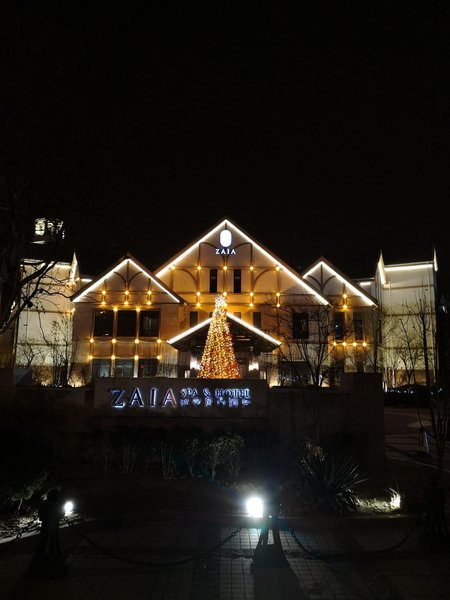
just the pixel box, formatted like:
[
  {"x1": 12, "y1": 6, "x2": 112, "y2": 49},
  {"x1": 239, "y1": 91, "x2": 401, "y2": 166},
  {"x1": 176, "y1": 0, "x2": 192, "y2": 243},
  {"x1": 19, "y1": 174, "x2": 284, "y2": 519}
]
[{"x1": 63, "y1": 516, "x2": 242, "y2": 567}]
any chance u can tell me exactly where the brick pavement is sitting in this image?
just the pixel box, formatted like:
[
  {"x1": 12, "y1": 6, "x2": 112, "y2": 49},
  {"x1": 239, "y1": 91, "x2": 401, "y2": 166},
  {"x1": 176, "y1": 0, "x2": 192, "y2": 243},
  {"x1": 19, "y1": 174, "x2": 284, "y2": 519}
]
[{"x1": 0, "y1": 509, "x2": 449, "y2": 600}]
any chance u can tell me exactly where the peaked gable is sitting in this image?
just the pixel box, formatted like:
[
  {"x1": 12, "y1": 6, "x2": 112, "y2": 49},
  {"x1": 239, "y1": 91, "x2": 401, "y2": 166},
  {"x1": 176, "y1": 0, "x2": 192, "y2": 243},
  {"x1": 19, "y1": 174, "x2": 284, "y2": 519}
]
[
  {"x1": 302, "y1": 257, "x2": 377, "y2": 307},
  {"x1": 71, "y1": 253, "x2": 184, "y2": 304},
  {"x1": 155, "y1": 217, "x2": 329, "y2": 304}
]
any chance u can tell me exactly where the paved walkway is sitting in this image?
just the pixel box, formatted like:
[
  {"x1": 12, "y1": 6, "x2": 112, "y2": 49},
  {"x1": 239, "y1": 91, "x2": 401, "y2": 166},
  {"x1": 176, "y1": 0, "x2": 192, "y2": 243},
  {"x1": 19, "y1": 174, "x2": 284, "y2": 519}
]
[{"x1": 0, "y1": 508, "x2": 449, "y2": 599}]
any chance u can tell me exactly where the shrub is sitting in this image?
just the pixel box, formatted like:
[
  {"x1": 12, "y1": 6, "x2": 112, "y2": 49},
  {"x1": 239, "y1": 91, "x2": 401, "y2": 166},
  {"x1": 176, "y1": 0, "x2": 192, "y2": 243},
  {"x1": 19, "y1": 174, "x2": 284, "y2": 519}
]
[{"x1": 296, "y1": 450, "x2": 367, "y2": 514}]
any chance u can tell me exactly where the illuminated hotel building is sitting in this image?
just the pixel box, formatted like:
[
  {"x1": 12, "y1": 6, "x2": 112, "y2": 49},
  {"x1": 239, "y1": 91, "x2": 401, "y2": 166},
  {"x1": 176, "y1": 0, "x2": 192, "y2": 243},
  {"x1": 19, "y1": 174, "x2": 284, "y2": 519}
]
[{"x1": 2, "y1": 217, "x2": 439, "y2": 388}]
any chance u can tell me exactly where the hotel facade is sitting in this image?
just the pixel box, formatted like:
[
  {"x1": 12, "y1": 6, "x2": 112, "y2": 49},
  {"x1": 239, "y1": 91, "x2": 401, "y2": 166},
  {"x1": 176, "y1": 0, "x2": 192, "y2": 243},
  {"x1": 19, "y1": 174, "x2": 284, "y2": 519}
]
[{"x1": 1, "y1": 217, "x2": 439, "y2": 390}]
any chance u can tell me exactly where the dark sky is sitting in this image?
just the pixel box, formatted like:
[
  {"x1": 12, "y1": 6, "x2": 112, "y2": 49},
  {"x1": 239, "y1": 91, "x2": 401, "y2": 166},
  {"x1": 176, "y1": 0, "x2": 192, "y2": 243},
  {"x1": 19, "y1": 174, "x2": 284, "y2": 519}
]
[{"x1": 2, "y1": 2, "x2": 449, "y2": 293}]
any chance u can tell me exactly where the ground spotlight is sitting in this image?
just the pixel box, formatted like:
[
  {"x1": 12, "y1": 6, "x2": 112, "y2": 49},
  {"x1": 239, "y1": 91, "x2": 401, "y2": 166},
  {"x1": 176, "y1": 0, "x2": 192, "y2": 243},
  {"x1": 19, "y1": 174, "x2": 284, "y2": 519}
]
[
  {"x1": 245, "y1": 496, "x2": 264, "y2": 518},
  {"x1": 64, "y1": 500, "x2": 74, "y2": 516}
]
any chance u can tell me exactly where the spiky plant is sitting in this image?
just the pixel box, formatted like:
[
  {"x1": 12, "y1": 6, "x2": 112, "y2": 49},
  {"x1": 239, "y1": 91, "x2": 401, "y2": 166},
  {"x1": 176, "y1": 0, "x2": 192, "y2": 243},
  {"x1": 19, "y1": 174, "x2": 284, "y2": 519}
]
[{"x1": 297, "y1": 452, "x2": 368, "y2": 514}]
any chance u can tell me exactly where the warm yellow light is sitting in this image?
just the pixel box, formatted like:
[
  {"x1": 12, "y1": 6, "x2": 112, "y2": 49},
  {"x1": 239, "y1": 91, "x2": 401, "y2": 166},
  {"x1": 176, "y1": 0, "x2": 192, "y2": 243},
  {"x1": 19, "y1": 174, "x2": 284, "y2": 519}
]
[
  {"x1": 90, "y1": 338, "x2": 94, "y2": 343},
  {"x1": 362, "y1": 342, "x2": 367, "y2": 347},
  {"x1": 275, "y1": 265, "x2": 280, "y2": 271},
  {"x1": 343, "y1": 293, "x2": 348, "y2": 299},
  {"x1": 223, "y1": 265, "x2": 228, "y2": 271},
  {"x1": 157, "y1": 338, "x2": 161, "y2": 344},
  {"x1": 342, "y1": 341, "x2": 347, "y2": 347},
  {"x1": 197, "y1": 265, "x2": 202, "y2": 271},
  {"x1": 88, "y1": 355, "x2": 93, "y2": 360},
  {"x1": 147, "y1": 290, "x2": 152, "y2": 295},
  {"x1": 156, "y1": 355, "x2": 161, "y2": 360},
  {"x1": 171, "y1": 265, "x2": 175, "y2": 270},
  {"x1": 101, "y1": 300, "x2": 106, "y2": 305},
  {"x1": 223, "y1": 291, "x2": 227, "y2": 297},
  {"x1": 112, "y1": 339, "x2": 116, "y2": 344},
  {"x1": 250, "y1": 292, "x2": 254, "y2": 297},
  {"x1": 196, "y1": 302, "x2": 201, "y2": 307},
  {"x1": 125, "y1": 290, "x2": 129, "y2": 296},
  {"x1": 71, "y1": 308, "x2": 75, "y2": 313},
  {"x1": 250, "y1": 265, "x2": 254, "y2": 271},
  {"x1": 276, "y1": 292, "x2": 280, "y2": 297},
  {"x1": 111, "y1": 354, "x2": 116, "y2": 360},
  {"x1": 353, "y1": 342, "x2": 357, "y2": 347},
  {"x1": 136, "y1": 307, "x2": 140, "y2": 312},
  {"x1": 343, "y1": 304, "x2": 348, "y2": 309},
  {"x1": 196, "y1": 291, "x2": 201, "y2": 296},
  {"x1": 124, "y1": 300, "x2": 129, "y2": 305},
  {"x1": 147, "y1": 300, "x2": 152, "y2": 305},
  {"x1": 250, "y1": 302, "x2": 254, "y2": 307},
  {"x1": 135, "y1": 338, "x2": 139, "y2": 344},
  {"x1": 102, "y1": 290, "x2": 106, "y2": 296},
  {"x1": 333, "y1": 341, "x2": 337, "y2": 346},
  {"x1": 113, "y1": 307, "x2": 118, "y2": 312},
  {"x1": 134, "y1": 354, "x2": 139, "y2": 360},
  {"x1": 276, "y1": 302, "x2": 280, "y2": 308}
]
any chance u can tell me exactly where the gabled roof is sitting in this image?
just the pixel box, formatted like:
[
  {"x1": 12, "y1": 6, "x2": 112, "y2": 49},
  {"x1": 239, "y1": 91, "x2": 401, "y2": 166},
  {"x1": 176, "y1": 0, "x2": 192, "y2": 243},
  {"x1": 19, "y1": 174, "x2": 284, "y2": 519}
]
[
  {"x1": 302, "y1": 257, "x2": 378, "y2": 306},
  {"x1": 167, "y1": 312, "x2": 281, "y2": 354},
  {"x1": 71, "y1": 253, "x2": 185, "y2": 304},
  {"x1": 155, "y1": 216, "x2": 330, "y2": 305}
]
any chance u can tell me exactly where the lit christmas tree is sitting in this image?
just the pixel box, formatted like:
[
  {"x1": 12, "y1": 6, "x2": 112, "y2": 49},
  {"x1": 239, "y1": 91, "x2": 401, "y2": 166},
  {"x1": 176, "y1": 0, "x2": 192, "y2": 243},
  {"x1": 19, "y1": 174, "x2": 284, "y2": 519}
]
[{"x1": 198, "y1": 294, "x2": 240, "y2": 379}]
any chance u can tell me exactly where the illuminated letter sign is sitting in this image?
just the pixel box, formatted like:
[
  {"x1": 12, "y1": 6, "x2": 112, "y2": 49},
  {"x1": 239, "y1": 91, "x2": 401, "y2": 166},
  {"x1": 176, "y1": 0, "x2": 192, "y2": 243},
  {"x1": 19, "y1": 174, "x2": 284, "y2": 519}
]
[{"x1": 109, "y1": 384, "x2": 253, "y2": 410}]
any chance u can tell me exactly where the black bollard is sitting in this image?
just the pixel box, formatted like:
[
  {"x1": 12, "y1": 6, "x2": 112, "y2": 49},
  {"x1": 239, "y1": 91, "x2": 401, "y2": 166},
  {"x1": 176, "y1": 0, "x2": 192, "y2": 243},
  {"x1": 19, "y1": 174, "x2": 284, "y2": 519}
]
[
  {"x1": 26, "y1": 488, "x2": 68, "y2": 578},
  {"x1": 253, "y1": 482, "x2": 287, "y2": 568},
  {"x1": 422, "y1": 477, "x2": 450, "y2": 553}
]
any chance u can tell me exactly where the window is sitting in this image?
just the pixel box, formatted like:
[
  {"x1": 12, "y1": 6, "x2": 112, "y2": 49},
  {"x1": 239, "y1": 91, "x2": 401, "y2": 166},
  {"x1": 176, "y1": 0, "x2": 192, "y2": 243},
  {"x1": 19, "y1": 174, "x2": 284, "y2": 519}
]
[
  {"x1": 292, "y1": 312, "x2": 309, "y2": 339},
  {"x1": 93, "y1": 309, "x2": 114, "y2": 337},
  {"x1": 190, "y1": 311, "x2": 198, "y2": 327},
  {"x1": 209, "y1": 269, "x2": 218, "y2": 293},
  {"x1": 114, "y1": 359, "x2": 134, "y2": 377},
  {"x1": 233, "y1": 269, "x2": 241, "y2": 293},
  {"x1": 253, "y1": 312, "x2": 262, "y2": 329},
  {"x1": 333, "y1": 312, "x2": 345, "y2": 340},
  {"x1": 91, "y1": 359, "x2": 110, "y2": 378},
  {"x1": 353, "y1": 312, "x2": 363, "y2": 341},
  {"x1": 138, "y1": 358, "x2": 158, "y2": 377},
  {"x1": 117, "y1": 311, "x2": 137, "y2": 337},
  {"x1": 139, "y1": 310, "x2": 160, "y2": 337}
]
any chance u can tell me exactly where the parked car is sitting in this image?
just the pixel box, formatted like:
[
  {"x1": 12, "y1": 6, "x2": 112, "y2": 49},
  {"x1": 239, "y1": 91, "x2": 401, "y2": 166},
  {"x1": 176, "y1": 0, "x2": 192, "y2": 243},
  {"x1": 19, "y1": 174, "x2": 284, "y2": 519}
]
[{"x1": 384, "y1": 384, "x2": 443, "y2": 407}]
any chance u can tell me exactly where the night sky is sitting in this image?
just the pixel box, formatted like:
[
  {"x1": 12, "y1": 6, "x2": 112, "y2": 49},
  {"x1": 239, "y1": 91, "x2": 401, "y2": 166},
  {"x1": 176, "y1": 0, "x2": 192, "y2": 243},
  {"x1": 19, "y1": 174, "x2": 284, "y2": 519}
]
[{"x1": 1, "y1": 3, "x2": 449, "y2": 293}]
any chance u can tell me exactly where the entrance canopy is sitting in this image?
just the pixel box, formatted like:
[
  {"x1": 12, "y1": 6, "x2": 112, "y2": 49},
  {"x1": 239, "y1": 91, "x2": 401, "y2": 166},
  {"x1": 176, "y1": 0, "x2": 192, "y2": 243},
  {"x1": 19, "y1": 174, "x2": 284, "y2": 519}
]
[{"x1": 167, "y1": 313, "x2": 281, "y2": 355}]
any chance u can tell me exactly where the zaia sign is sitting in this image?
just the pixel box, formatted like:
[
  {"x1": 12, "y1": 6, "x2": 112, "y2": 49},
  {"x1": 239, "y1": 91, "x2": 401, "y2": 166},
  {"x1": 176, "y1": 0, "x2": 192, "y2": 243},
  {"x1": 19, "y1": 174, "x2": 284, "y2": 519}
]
[
  {"x1": 110, "y1": 385, "x2": 252, "y2": 409},
  {"x1": 215, "y1": 228, "x2": 236, "y2": 255}
]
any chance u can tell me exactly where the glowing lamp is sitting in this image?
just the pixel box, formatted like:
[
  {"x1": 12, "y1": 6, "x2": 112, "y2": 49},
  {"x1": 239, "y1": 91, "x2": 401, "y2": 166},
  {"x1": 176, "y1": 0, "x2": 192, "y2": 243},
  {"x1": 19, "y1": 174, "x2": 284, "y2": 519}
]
[
  {"x1": 90, "y1": 338, "x2": 94, "y2": 343},
  {"x1": 246, "y1": 496, "x2": 264, "y2": 518},
  {"x1": 157, "y1": 338, "x2": 161, "y2": 344},
  {"x1": 135, "y1": 339, "x2": 139, "y2": 344},
  {"x1": 64, "y1": 501, "x2": 74, "y2": 516},
  {"x1": 112, "y1": 339, "x2": 116, "y2": 344}
]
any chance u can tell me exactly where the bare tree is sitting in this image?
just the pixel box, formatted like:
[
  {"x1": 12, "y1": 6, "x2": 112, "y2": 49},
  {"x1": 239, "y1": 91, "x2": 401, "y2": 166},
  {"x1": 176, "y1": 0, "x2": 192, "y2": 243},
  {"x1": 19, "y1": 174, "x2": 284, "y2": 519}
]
[
  {"x1": 266, "y1": 297, "x2": 335, "y2": 388},
  {"x1": 402, "y1": 295, "x2": 448, "y2": 480}
]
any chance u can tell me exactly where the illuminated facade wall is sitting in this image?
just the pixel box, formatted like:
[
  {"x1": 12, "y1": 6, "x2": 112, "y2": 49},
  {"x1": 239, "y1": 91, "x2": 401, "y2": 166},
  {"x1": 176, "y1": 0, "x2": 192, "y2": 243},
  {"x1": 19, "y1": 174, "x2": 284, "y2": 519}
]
[
  {"x1": 8, "y1": 254, "x2": 82, "y2": 385},
  {"x1": 2, "y1": 218, "x2": 439, "y2": 389}
]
